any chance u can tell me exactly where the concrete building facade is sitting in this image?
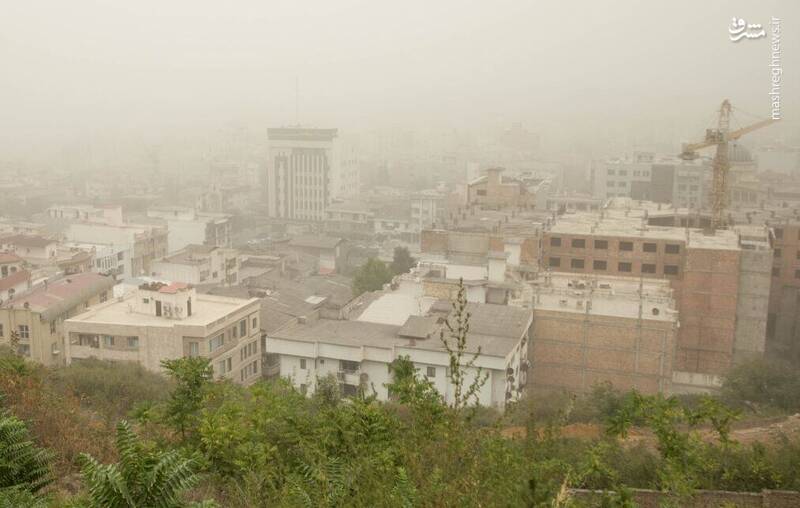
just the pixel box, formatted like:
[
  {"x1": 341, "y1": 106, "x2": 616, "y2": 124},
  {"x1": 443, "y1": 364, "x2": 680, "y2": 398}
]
[
  {"x1": 0, "y1": 273, "x2": 115, "y2": 366},
  {"x1": 265, "y1": 127, "x2": 339, "y2": 221},
  {"x1": 64, "y1": 282, "x2": 262, "y2": 385}
]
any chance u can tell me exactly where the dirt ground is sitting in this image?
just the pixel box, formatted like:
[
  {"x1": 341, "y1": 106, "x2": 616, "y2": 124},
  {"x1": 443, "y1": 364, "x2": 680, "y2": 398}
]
[{"x1": 501, "y1": 413, "x2": 800, "y2": 446}]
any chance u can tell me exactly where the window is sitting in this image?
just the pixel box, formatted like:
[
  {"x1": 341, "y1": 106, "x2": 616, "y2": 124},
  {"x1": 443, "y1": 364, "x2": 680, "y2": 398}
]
[
  {"x1": 664, "y1": 265, "x2": 679, "y2": 276},
  {"x1": 340, "y1": 360, "x2": 359, "y2": 373},
  {"x1": 217, "y1": 357, "x2": 232, "y2": 375},
  {"x1": 775, "y1": 248, "x2": 782, "y2": 258},
  {"x1": 476, "y1": 189, "x2": 487, "y2": 196},
  {"x1": 50, "y1": 321, "x2": 57, "y2": 334},
  {"x1": 642, "y1": 263, "x2": 656, "y2": 274},
  {"x1": 426, "y1": 366, "x2": 436, "y2": 378},
  {"x1": 619, "y1": 241, "x2": 633, "y2": 251},
  {"x1": 571, "y1": 239, "x2": 586, "y2": 248},
  {"x1": 117, "y1": 252, "x2": 124, "y2": 260},
  {"x1": 594, "y1": 240, "x2": 608, "y2": 249},
  {"x1": 550, "y1": 237, "x2": 561, "y2": 247},
  {"x1": 300, "y1": 358, "x2": 307, "y2": 370},
  {"x1": 548, "y1": 257, "x2": 561, "y2": 267},
  {"x1": 252, "y1": 317, "x2": 258, "y2": 330},
  {"x1": 772, "y1": 267, "x2": 780, "y2": 277},
  {"x1": 300, "y1": 384, "x2": 307, "y2": 395},
  {"x1": 100, "y1": 291, "x2": 108, "y2": 303},
  {"x1": 103, "y1": 335, "x2": 114, "y2": 347},
  {"x1": 18, "y1": 344, "x2": 30, "y2": 357},
  {"x1": 796, "y1": 251, "x2": 800, "y2": 260},
  {"x1": 239, "y1": 319, "x2": 246, "y2": 338},
  {"x1": 607, "y1": 169, "x2": 616, "y2": 175},
  {"x1": 0, "y1": 324, "x2": 3, "y2": 337},
  {"x1": 774, "y1": 228, "x2": 783, "y2": 239},
  {"x1": 665, "y1": 244, "x2": 680, "y2": 254},
  {"x1": 189, "y1": 342, "x2": 199, "y2": 357},
  {"x1": 127, "y1": 336, "x2": 139, "y2": 348},
  {"x1": 618, "y1": 262, "x2": 632, "y2": 273},
  {"x1": 570, "y1": 259, "x2": 585, "y2": 269},
  {"x1": 209, "y1": 334, "x2": 224, "y2": 352},
  {"x1": 17, "y1": 325, "x2": 29, "y2": 339},
  {"x1": 796, "y1": 269, "x2": 800, "y2": 280},
  {"x1": 593, "y1": 260, "x2": 607, "y2": 270},
  {"x1": 618, "y1": 181, "x2": 627, "y2": 187},
  {"x1": 142, "y1": 298, "x2": 149, "y2": 304},
  {"x1": 643, "y1": 243, "x2": 657, "y2": 253}
]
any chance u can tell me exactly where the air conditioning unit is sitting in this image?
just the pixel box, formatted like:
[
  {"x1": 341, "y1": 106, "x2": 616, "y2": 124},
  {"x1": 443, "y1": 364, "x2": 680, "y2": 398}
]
[
  {"x1": 174, "y1": 305, "x2": 183, "y2": 318},
  {"x1": 163, "y1": 304, "x2": 173, "y2": 318}
]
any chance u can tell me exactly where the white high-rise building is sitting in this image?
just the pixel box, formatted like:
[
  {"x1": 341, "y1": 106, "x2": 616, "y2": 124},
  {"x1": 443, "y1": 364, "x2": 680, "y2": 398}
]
[{"x1": 265, "y1": 127, "x2": 340, "y2": 221}]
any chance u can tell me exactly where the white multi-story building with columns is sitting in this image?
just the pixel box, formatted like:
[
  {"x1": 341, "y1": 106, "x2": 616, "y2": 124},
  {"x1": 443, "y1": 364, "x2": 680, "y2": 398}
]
[{"x1": 265, "y1": 127, "x2": 341, "y2": 221}]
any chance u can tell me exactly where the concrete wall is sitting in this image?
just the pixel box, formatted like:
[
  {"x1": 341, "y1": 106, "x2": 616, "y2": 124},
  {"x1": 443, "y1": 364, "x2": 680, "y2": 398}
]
[{"x1": 734, "y1": 246, "x2": 771, "y2": 362}]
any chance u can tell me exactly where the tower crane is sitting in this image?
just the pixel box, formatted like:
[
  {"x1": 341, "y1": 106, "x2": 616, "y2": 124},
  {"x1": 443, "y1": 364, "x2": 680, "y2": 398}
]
[{"x1": 680, "y1": 99, "x2": 777, "y2": 230}]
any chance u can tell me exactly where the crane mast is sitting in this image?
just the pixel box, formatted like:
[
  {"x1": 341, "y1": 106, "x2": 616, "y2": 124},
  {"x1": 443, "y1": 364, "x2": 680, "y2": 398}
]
[{"x1": 680, "y1": 100, "x2": 777, "y2": 231}]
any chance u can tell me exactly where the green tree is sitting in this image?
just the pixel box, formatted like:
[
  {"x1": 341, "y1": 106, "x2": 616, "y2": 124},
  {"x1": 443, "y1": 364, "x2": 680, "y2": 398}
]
[
  {"x1": 161, "y1": 358, "x2": 213, "y2": 442},
  {"x1": 390, "y1": 246, "x2": 416, "y2": 275},
  {"x1": 79, "y1": 420, "x2": 212, "y2": 508},
  {"x1": 440, "y1": 278, "x2": 488, "y2": 412},
  {"x1": 352, "y1": 257, "x2": 392, "y2": 296},
  {"x1": 0, "y1": 412, "x2": 53, "y2": 493}
]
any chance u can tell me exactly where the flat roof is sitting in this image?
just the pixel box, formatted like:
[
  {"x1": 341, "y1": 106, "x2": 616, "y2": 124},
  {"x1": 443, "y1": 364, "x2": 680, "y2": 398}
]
[
  {"x1": 66, "y1": 292, "x2": 258, "y2": 328},
  {"x1": 548, "y1": 211, "x2": 741, "y2": 250},
  {"x1": 1, "y1": 272, "x2": 115, "y2": 321},
  {"x1": 529, "y1": 272, "x2": 677, "y2": 321}
]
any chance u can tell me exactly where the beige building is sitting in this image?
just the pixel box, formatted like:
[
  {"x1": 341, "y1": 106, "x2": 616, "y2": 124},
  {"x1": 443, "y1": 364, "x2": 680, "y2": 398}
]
[
  {"x1": 64, "y1": 282, "x2": 262, "y2": 385},
  {"x1": 0, "y1": 273, "x2": 115, "y2": 366},
  {"x1": 151, "y1": 244, "x2": 240, "y2": 286}
]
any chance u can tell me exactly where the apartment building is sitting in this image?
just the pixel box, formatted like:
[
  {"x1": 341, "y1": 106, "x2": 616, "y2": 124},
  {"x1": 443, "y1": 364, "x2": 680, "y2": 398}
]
[
  {"x1": 0, "y1": 253, "x2": 30, "y2": 301},
  {"x1": 64, "y1": 282, "x2": 262, "y2": 385},
  {"x1": 66, "y1": 222, "x2": 168, "y2": 277},
  {"x1": 467, "y1": 167, "x2": 540, "y2": 209},
  {"x1": 540, "y1": 200, "x2": 771, "y2": 391},
  {"x1": 0, "y1": 273, "x2": 115, "y2": 366},
  {"x1": 765, "y1": 218, "x2": 800, "y2": 359},
  {"x1": 266, "y1": 301, "x2": 532, "y2": 407},
  {"x1": 265, "y1": 127, "x2": 339, "y2": 221},
  {"x1": 0, "y1": 235, "x2": 58, "y2": 263},
  {"x1": 146, "y1": 206, "x2": 232, "y2": 254},
  {"x1": 151, "y1": 244, "x2": 240, "y2": 286}
]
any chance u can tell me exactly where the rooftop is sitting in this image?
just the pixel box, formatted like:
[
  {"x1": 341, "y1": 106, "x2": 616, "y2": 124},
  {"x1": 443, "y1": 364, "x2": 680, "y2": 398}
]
[
  {"x1": 0, "y1": 235, "x2": 56, "y2": 249},
  {"x1": 272, "y1": 300, "x2": 530, "y2": 358},
  {"x1": 159, "y1": 244, "x2": 220, "y2": 265},
  {"x1": 0, "y1": 272, "x2": 115, "y2": 321},
  {"x1": 67, "y1": 291, "x2": 258, "y2": 328},
  {"x1": 288, "y1": 235, "x2": 343, "y2": 250},
  {"x1": 528, "y1": 272, "x2": 677, "y2": 321}
]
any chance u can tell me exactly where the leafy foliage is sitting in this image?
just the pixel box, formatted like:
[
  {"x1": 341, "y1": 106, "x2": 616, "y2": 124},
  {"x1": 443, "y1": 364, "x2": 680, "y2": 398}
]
[
  {"x1": 722, "y1": 357, "x2": 800, "y2": 412},
  {"x1": 390, "y1": 246, "x2": 416, "y2": 275},
  {"x1": 0, "y1": 412, "x2": 53, "y2": 493},
  {"x1": 161, "y1": 358, "x2": 213, "y2": 442},
  {"x1": 79, "y1": 420, "x2": 210, "y2": 508},
  {"x1": 352, "y1": 257, "x2": 393, "y2": 296}
]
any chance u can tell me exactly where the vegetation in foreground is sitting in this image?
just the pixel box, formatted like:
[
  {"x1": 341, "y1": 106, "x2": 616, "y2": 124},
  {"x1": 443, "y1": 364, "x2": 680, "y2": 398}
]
[{"x1": 0, "y1": 286, "x2": 797, "y2": 506}]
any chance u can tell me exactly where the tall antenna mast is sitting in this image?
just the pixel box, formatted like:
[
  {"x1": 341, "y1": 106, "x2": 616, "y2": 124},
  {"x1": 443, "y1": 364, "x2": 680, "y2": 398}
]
[{"x1": 295, "y1": 76, "x2": 299, "y2": 126}]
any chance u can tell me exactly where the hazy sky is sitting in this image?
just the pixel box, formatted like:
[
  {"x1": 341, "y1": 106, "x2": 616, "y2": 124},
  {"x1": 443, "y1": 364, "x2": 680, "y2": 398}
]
[{"x1": 1, "y1": 0, "x2": 797, "y2": 159}]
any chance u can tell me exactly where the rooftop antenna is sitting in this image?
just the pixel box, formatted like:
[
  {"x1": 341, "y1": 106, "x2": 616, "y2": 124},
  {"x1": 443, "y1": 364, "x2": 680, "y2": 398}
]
[{"x1": 295, "y1": 76, "x2": 299, "y2": 126}]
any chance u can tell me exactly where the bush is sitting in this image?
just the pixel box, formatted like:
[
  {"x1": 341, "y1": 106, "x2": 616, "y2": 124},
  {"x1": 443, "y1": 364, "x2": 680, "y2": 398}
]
[
  {"x1": 721, "y1": 358, "x2": 800, "y2": 412},
  {"x1": 48, "y1": 359, "x2": 173, "y2": 422}
]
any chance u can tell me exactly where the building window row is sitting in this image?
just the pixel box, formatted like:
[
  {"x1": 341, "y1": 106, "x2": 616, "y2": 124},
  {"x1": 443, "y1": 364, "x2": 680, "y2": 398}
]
[
  {"x1": 549, "y1": 257, "x2": 679, "y2": 276},
  {"x1": 240, "y1": 340, "x2": 258, "y2": 361},
  {"x1": 240, "y1": 360, "x2": 258, "y2": 381},
  {"x1": 549, "y1": 236, "x2": 681, "y2": 255}
]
